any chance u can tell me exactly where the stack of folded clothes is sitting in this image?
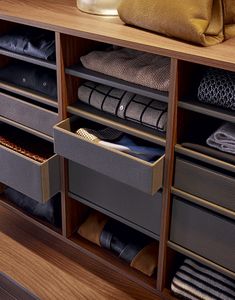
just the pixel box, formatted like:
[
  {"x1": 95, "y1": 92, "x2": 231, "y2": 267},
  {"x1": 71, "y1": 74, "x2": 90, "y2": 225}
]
[
  {"x1": 0, "y1": 61, "x2": 57, "y2": 99},
  {"x1": 1, "y1": 186, "x2": 61, "y2": 226},
  {"x1": 0, "y1": 123, "x2": 53, "y2": 162},
  {"x1": 78, "y1": 211, "x2": 159, "y2": 276},
  {"x1": 78, "y1": 81, "x2": 168, "y2": 132},
  {"x1": 198, "y1": 68, "x2": 235, "y2": 111},
  {"x1": 80, "y1": 47, "x2": 170, "y2": 91},
  {"x1": 76, "y1": 125, "x2": 165, "y2": 162},
  {"x1": 0, "y1": 25, "x2": 55, "y2": 60},
  {"x1": 206, "y1": 122, "x2": 235, "y2": 155},
  {"x1": 171, "y1": 258, "x2": 235, "y2": 300}
]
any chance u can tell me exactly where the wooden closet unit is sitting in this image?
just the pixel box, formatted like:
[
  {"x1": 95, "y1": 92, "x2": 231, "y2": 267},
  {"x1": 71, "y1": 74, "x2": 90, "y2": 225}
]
[{"x1": 0, "y1": 1, "x2": 234, "y2": 299}]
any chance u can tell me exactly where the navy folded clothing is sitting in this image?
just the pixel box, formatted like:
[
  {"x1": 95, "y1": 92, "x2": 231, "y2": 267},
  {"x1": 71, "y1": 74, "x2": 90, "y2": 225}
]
[
  {"x1": 0, "y1": 26, "x2": 55, "y2": 60},
  {"x1": 171, "y1": 258, "x2": 235, "y2": 300},
  {"x1": 78, "y1": 81, "x2": 167, "y2": 132},
  {"x1": 0, "y1": 61, "x2": 57, "y2": 99},
  {"x1": 198, "y1": 68, "x2": 235, "y2": 111},
  {"x1": 3, "y1": 187, "x2": 61, "y2": 226}
]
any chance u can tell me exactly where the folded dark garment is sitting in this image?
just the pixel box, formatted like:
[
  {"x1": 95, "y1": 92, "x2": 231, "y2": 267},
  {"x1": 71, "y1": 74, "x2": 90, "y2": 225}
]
[
  {"x1": 0, "y1": 26, "x2": 55, "y2": 60},
  {"x1": 78, "y1": 211, "x2": 159, "y2": 276},
  {"x1": 76, "y1": 126, "x2": 165, "y2": 162},
  {"x1": 3, "y1": 187, "x2": 61, "y2": 226},
  {"x1": 182, "y1": 142, "x2": 235, "y2": 164},
  {"x1": 198, "y1": 68, "x2": 235, "y2": 111},
  {"x1": 171, "y1": 258, "x2": 235, "y2": 300},
  {"x1": 0, "y1": 62, "x2": 57, "y2": 99},
  {"x1": 0, "y1": 123, "x2": 53, "y2": 162},
  {"x1": 78, "y1": 81, "x2": 167, "y2": 132}
]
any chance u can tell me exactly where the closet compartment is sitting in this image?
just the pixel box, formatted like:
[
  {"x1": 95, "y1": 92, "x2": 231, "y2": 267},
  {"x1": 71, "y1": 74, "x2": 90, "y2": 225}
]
[
  {"x1": 0, "y1": 123, "x2": 60, "y2": 203},
  {"x1": 170, "y1": 197, "x2": 235, "y2": 273},
  {"x1": 54, "y1": 116, "x2": 165, "y2": 195},
  {"x1": 66, "y1": 198, "x2": 160, "y2": 289},
  {"x1": 174, "y1": 156, "x2": 235, "y2": 211},
  {"x1": 0, "y1": 91, "x2": 59, "y2": 137},
  {"x1": 69, "y1": 161, "x2": 162, "y2": 238}
]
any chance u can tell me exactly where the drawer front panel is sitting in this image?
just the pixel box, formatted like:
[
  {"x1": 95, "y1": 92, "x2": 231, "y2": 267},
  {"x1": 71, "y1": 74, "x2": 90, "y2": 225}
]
[
  {"x1": 0, "y1": 92, "x2": 58, "y2": 136},
  {"x1": 69, "y1": 161, "x2": 162, "y2": 237},
  {"x1": 170, "y1": 197, "x2": 235, "y2": 272},
  {"x1": 174, "y1": 157, "x2": 235, "y2": 211},
  {"x1": 54, "y1": 117, "x2": 164, "y2": 195},
  {"x1": 0, "y1": 145, "x2": 60, "y2": 202}
]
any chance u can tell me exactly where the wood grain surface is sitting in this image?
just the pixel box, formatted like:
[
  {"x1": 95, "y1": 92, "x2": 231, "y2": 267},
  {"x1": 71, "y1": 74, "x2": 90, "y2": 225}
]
[
  {"x1": 0, "y1": 0, "x2": 235, "y2": 71},
  {"x1": 0, "y1": 205, "x2": 162, "y2": 300}
]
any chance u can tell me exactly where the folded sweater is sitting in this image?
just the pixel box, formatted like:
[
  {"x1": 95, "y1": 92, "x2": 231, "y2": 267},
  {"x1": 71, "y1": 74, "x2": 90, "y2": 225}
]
[
  {"x1": 80, "y1": 47, "x2": 170, "y2": 91},
  {"x1": 78, "y1": 81, "x2": 168, "y2": 132},
  {"x1": 171, "y1": 258, "x2": 235, "y2": 300}
]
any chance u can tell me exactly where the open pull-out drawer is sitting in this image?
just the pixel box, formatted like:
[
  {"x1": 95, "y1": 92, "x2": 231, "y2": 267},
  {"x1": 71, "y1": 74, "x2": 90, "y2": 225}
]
[
  {"x1": 170, "y1": 197, "x2": 235, "y2": 273},
  {"x1": 0, "y1": 123, "x2": 60, "y2": 202},
  {"x1": 174, "y1": 157, "x2": 235, "y2": 211},
  {"x1": 0, "y1": 91, "x2": 58, "y2": 137},
  {"x1": 54, "y1": 117, "x2": 165, "y2": 195}
]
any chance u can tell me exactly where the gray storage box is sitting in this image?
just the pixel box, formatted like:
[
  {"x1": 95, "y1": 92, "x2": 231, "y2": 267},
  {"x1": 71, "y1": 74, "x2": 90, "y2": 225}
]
[
  {"x1": 54, "y1": 117, "x2": 164, "y2": 195},
  {"x1": 170, "y1": 197, "x2": 235, "y2": 273},
  {"x1": 0, "y1": 91, "x2": 58, "y2": 137},
  {"x1": 174, "y1": 157, "x2": 235, "y2": 211},
  {"x1": 0, "y1": 144, "x2": 60, "y2": 203},
  {"x1": 69, "y1": 161, "x2": 162, "y2": 238}
]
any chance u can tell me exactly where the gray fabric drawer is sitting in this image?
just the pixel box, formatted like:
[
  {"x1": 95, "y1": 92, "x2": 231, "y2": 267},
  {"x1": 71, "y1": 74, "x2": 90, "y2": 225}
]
[
  {"x1": 0, "y1": 91, "x2": 58, "y2": 136},
  {"x1": 170, "y1": 197, "x2": 235, "y2": 273},
  {"x1": 174, "y1": 157, "x2": 235, "y2": 211},
  {"x1": 69, "y1": 161, "x2": 162, "y2": 237},
  {"x1": 54, "y1": 117, "x2": 164, "y2": 195},
  {"x1": 0, "y1": 145, "x2": 60, "y2": 203}
]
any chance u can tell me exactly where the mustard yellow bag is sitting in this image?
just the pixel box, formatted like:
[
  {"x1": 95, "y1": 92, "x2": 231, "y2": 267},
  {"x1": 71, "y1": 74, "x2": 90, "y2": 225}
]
[
  {"x1": 223, "y1": 0, "x2": 235, "y2": 39},
  {"x1": 118, "y1": 0, "x2": 224, "y2": 46}
]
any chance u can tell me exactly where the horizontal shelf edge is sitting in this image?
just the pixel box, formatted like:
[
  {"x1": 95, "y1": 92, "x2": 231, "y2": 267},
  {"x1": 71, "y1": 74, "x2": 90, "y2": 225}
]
[
  {"x1": 171, "y1": 187, "x2": 235, "y2": 221},
  {"x1": 0, "y1": 48, "x2": 56, "y2": 70},
  {"x1": 178, "y1": 100, "x2": 235, "y2": 123},
  {"x1": 167, "y1": 241, "x2": 235, "y2": 280},
  {"x1": 65, "y1": 64, "x2": 169, "y2": 103}
]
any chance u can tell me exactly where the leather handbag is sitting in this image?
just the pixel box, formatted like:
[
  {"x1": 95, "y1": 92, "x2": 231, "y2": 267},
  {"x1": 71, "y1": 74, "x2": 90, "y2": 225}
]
[
  {"x1": 223, "y1": 0, "x2": 235, "y2": 39},
  {"x1": 0, "y1": 61, "x2": 57, "y2": 99},
  {"x1": 118, "y1": 0, "x2": 224, "y2": 46}
]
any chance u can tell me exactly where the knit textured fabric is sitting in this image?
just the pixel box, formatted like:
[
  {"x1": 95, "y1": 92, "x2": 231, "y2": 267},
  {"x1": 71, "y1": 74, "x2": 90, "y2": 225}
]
[
  {"x1": 207, "y1": 122, "x2": 235, "y2": 154},
  {"x1": 80, "y1": 47, "x2": 170, "y2": 91},
  {"x1": 78, "y1": 81, "x2": 168, "y2": 132},
  {"x1": 171, "y1": 258, "x2": 235, "y2": 300},
  {"x1": 198, "y1": 68, "x2": 235, "y2": 111}
]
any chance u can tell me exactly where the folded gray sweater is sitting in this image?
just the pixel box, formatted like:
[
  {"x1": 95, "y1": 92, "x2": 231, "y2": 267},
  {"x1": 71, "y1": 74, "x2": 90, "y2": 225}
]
[
  {"x1": 207, "y1": 122, "x2": 235, "y2": 154},
  {"x1": 78, "y1": 81, "x2": 167, "y2": 132}
]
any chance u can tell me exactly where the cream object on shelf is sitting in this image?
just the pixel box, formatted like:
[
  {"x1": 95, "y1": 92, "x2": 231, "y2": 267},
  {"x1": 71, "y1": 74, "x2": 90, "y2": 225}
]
[{"x1": 77, "y1": 0, "x2": 121, "y2": 16}]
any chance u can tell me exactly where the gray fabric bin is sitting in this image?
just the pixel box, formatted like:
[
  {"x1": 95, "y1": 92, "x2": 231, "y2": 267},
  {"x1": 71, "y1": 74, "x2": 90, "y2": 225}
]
[
  {"x1": 69, "y1": 161, "x2": 162, "y2": 237},
  {"x1": 170, "y1": 197, "x2": 235, "y2": 273},
  {"x1": 54, "y1": 117, "x2": 164, "y2": 195},
  {"x1": 0, "y1": 145, "x2": 60, "y2": 203},
  {"x1": 0, "y1": 91, "x2": 58, "y2": 137},
  {"x1": 174, "y1": 157, "x2": 235, "y2": 211}
]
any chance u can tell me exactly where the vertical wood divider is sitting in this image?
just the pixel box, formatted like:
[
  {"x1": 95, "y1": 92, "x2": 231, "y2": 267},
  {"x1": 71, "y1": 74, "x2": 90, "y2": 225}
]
[{"x1": 157, "y1": 58, "x2": 179, "y2": 291}]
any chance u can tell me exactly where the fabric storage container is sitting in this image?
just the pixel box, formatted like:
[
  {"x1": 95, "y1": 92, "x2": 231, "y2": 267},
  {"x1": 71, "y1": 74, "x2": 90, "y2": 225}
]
[
  {"x1": 174, "y1": 156, "x2": 235, "y2": 211},
  {"x1": 54, "y1": 117, "x2": 165, "y2": 195},
  {"x1": 170, "y1": 197, "x2": 235, "y2": 273}
]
